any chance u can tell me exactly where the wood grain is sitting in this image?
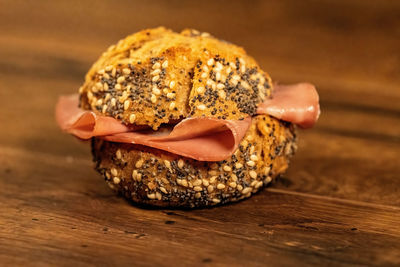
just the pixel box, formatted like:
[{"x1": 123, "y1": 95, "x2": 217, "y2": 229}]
[{"x1": 1, "y1": 0, "x2": 399, "y2": 266}]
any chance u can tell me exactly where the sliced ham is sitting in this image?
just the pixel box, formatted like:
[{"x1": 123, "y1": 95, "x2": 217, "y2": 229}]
[
  {"x1": 56, "y1": 82, "x2": 319, "y2": 161},
  {"x1": 55, "y1": 94, "x2": 251, "y2": 161},
  {"x1": 257, "y1": 83, "x2": 320, "y2": 128}
]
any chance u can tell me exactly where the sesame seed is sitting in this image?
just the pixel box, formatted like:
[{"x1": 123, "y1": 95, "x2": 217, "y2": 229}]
[
  {"x1": 124, "y1": 100, "x2": 130, "y2": 110},
  {"x1": 250, "y1": 154, "x2": 258, "y2": 161},
  {"x1": 264, "y1": 167, "x2": 271, "y2": 175},
  {"x1": 239, "y1": 58, "x2": 245, "y2": 65},
  {"x1": 181, "y1": 179, "x2": 188, "y2": 187},
  {"x1": 217, "y1": 183, "x2": 225, "y2": 190},
  {"x1": 250, "y1": 180, "x2": 257, "y2": 187},
  {"x1": 152, "y1": 75, "x2": 160, "y2": 82},
  {"x1": 202, "y1": 179, "x2": 209, "y2": 186},
  {"x1": 87, "y1": 91, "x2": 93, "y2": 100},
  {"x1": 212, "y1": 198, "x2": 220, "y2": 204},
  {"x1": 194, "y1": 186, "x2": 203, "y2": 192},
  {"x1": 241, "y1": 65, "x2": 246, "y2": 73},
  {"x1": 162, "y1": 60, "x2": 168, "y2": 68},
  {"x1": 196, "y1": 87, "x2": 205, "y2": 94},
  {"x1": 237, "y1": 184, "x2": 243, "y2": 191},
  {"x1": 147, "y1": 193, "x2": 156, "y2": 199},
  {"x1": 167, "y1": 92, "x2": 175, "y2": 99},
  {"x1": 135, "y1": 159, "x2": 143, "y2": 168},
  {"x1": 116, "y1": 149, "x2": 122, "y2": 159},
  {"x1": 136, "y1": 173, "x2": 142, "y2": 182},
  {"x1": 193, "y1": 179, "x2": 202, "y2": 186},
  {"x1": 218, "y1": 90, "x2": 226, "y2": 99},
  {"x1": 195, "y1": 192, "x2": 202, "y2": 199},
  {"x1": 152, "y1": 62, "x2": 161, "y2": 69},
  {"x1": 207, "y1": 58, "x2": 214, "y2": 66},
  {"x1": 241, "y1": 187, "x2": 252, "y2": 195},
  {"x1": 209, "y1": 176, "x2": 217, "y2": 183},
  {"x1": 105, "y1": 65, "x2": 113, "y2": 71},
  {"x1": 102, "y1": 105, "x2": 107, "y2": 114},
  {"x1": 161, "y1": 178, "x2": 169, "y2": 184},
  {"x1": 197, "y1": 104, "x2": 206, "y2": 110},
  {"x1": 216, "y1": 83, "x2": 225, "y2": 89},
  {"x1": 156, "y1": 192, "x2": 162, "y2": 200},
  {"x1": 265, "y1": 176, "x2": 272, "y2": 184},
  {"x1": 249, "y1": 170, "x2": 257, "y2": 179},
  {"x1": 176, "y1": 179, "x2": 182, "y2": 185},
  {"x1": 229, "y1": 182, "x2": 237, "y2": 188},
  {"x1": 223, "y1": 165, "x2": 232, "y2": 172},
  {"x1": 164, "y1": 160, "x2": 171, "y2": 169},
  {"x1": 163, "y1": 88, "x2": 169, "y2": 94},
  {"x1": 111, "y1": 98, "x2": 117, "y2": 107},
  {"x1": 132, "y1": 170, "x2": 138, "y2": 180},
  {"x1": 95, "y1": 82, "x2": 103, "y2": 89},
  {"x1": 111, "y1": 168, "x2": 118, "y2": 176},
  {"x1": 215, "y1": 62, "x2": 223, "y2": 70},
  {"x1": 235, "y1": 163, "x2": 243, "y2": 169},
  {"x1": 247, "y1": 160, "x2": 256, "y2": 167},
  {"x1": 169, "y1": 102, "x2": 176, "y2": 111},
  {"x1": 152, "y1": 87, "x2": 161, "y2": 95},
  {"x1": 122, "y1": 68, "x2": 130, "y2": 75},
  {"x1": 160, "y1": 187, "x2": 168, "y2": 194},
  {"x1": 178, "y1": 159, "x2": 184, "y2": 168},
  {"x1": 255, "y1": 181, "x2": 263, "y2": 188},
  {"x1": 203, "y1": 66, "x2": 209, "y2": 72},
  {"x1": 103, "y1": 83, "x2": 109, "y2": 91},
  {"x1": 151, "y1": 94, "x2": 157, "y2": 103},
  {"x1": 201, "y1": 72, "x2": 207, "y2": 79},
  {"x1": 117, "y1": 76, "x2": 125, "y2": 84},
  {"x1": 215, "y1": 72, "x2": 221, "y2": 81},
  {"x1": 247, "y1": 135, "x2": 254, "y2": 141},
  {"x1": 113, "y1": 177, "x2": 120, "y2": 184},
  {"x1": 151, "y1": 69, "x2": 161, "y2": 76},
  {"x1": 249, "y1": 146, "x2": 255, "y2": 155},
  {"x1": 115, "y1": 84, "x2": 122, "y2": 90},
  {"x1": 169, "y1": 81, "x2": 176, "y2": 89},
  {"x1": 231, "y1": 174, "x2": 238, "y2": 182},
  {"x1": 107, "y1": 182, "x2": 115, "y2": 190},
  {"x1": 129, "y1": 114, "x2": 136, "y2": 123},
  {"x1": 96, "y1": 99, "x2": 103, "y2": 106},
  {"x1": 206, "y1": 79, "x2": 213, "y2": 86},
  {"x1": 207, "y1": 185, "x2": 214, "y2": 193}
]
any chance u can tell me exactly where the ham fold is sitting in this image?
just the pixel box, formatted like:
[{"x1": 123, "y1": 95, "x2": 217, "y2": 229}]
[
  {"x1": 257, "y1": 83, "x2": 320, "y2": 128},
  {"x1": 55, "y1": 94, "x2": 251, "y2": 161}
]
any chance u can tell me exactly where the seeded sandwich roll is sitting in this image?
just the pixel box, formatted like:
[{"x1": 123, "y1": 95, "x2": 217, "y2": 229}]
[
  {"x1": 78, "y1": 27, "x2": 297, "y2": 207},
  {"x1": 92, "y1": 115, "x2": 296, "y2": 208}
]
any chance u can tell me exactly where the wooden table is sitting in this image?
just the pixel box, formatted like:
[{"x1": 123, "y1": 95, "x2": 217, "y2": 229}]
[{"x1": 1, "y1": 1, "x2": 399, "y2": 266}]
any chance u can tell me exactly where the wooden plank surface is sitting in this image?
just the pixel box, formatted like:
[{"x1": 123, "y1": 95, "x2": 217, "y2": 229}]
[{"x1": 1, "y1": 0, "x2": 400, "y2": 266}]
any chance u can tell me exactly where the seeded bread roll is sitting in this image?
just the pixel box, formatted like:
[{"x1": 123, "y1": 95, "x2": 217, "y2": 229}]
[
  {"x1": 92, "y1": 115, "x2": 296, "y2": 208},
  {"x1": 79, "y1": 27, "x2": 272, "y2": 130}
]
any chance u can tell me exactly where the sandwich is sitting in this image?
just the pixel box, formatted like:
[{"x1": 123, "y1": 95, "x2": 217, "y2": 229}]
[{"x1": 56, "y1": 27, "x2": 320, "y2": 208}]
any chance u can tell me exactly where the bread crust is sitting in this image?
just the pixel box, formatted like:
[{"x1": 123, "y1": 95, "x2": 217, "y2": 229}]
[
  {"x1": 79, "y1": 27, "x2": 272, "y2": 130},
  {"x1": 91, "y1": 115, "x2": 296, "y2": 208}
]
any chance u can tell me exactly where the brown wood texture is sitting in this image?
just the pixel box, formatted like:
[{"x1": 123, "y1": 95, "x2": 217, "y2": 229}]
[{"x1": 1, "y1": 0, "x2": 400, "y2": 266}]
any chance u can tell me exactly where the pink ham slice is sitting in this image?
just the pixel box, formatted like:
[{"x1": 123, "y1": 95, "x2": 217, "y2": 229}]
[
  {"x1": 56, "y1": 82, "x2": 319, "y2": 161},
  {"x1": 257, "y1": 83, "x2": 320, "y2": 128},
  {"x1": 55, "y1": 94, "x2": 251, "y2": 161}
]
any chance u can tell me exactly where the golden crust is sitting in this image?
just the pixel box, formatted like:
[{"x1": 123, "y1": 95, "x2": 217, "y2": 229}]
[
  {"x1": 79, "y1": 27, "x2": 272, "y2": 130},
  {"x1": 91, "y1": 115, "x2": 296, "y2": 208}
]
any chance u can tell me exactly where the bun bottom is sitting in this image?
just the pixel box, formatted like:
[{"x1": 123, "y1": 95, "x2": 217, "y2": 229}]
[{"x1": 91, "y1": 115, "x2": 296, "y2": 208}]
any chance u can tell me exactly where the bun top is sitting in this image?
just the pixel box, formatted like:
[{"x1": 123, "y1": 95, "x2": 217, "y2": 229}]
[{"x1": 79, "y1": 27, "x2": 272, "y2": 130}]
